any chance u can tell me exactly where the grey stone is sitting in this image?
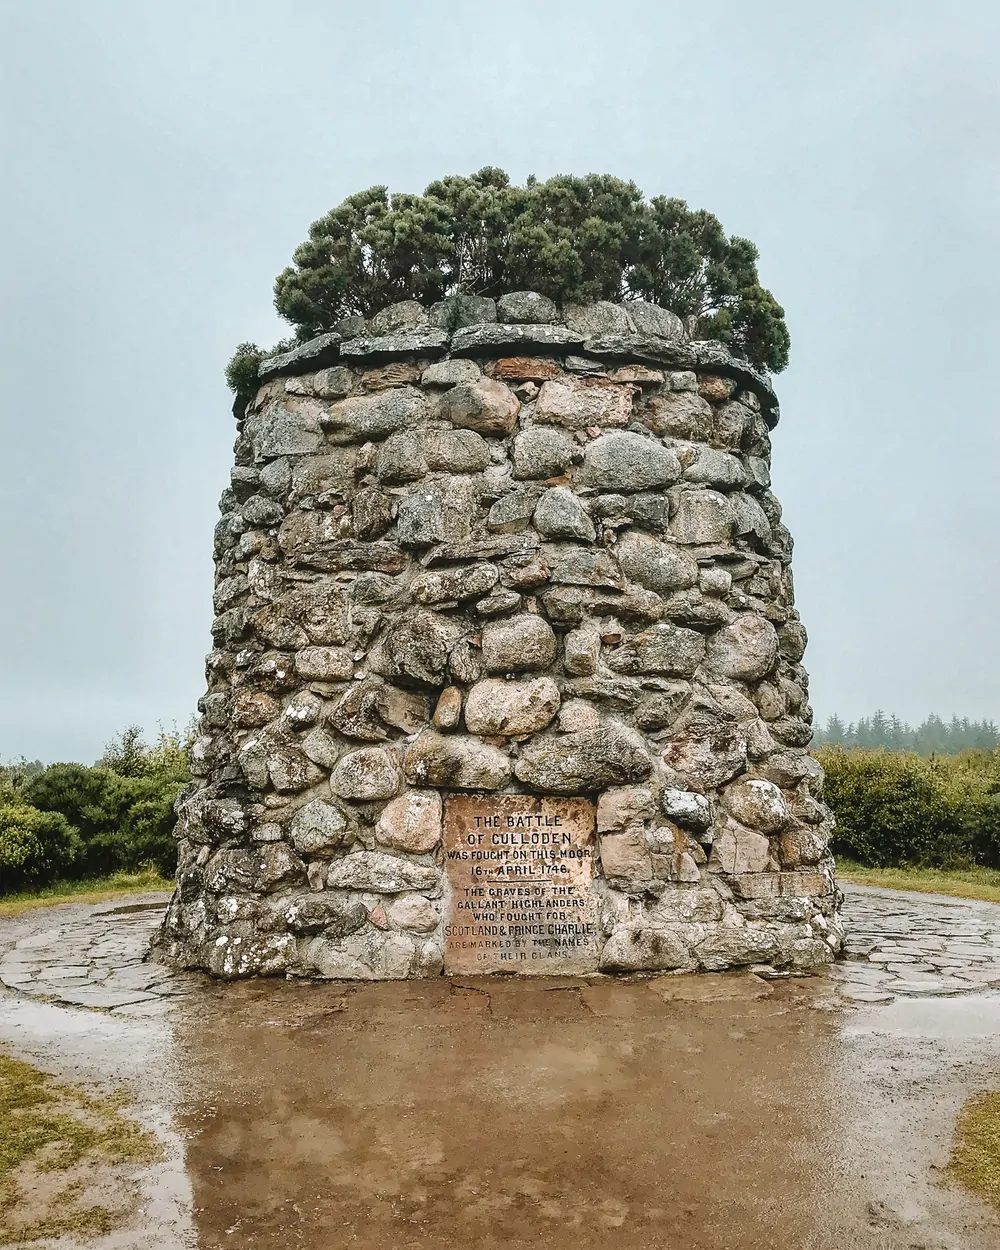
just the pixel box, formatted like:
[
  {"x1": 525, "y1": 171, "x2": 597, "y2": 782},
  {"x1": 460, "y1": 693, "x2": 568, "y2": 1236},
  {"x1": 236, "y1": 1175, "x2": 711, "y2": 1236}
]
[
  {"x1": 562, "y1": 301, "x2": 633, "y2": 336},
  {"x1": 245, "y1": 400, "x2": 324, "y2": 461},
  {"x1": 427, "y1": 295, "x2": 497, "y2": 330},
  {"x1": 425, "y1": 428, "x2": 491, "y2": 473},
  {"x1": 475, "y1": 588, "x2": 521, "y2": 616},
  {"x1": 605, "y1": 624, "x2": 706, "y2": 677},
  {"x1": 288, "y1": 450, "x2": 358, "y2": 503},
  {"x1": 464, "y1": 677, "x2": 561, "y2": 735},
  {"x1": 326, "y1": 851, "x2": 439, "y2": 894},
  {"x1": 583, "y1": 332, "x2": 694, "y2": 369},
  {"x1": 546, "y1": 546, "x2": 623, "y2": 589},
  {"x1": 633, "y1": 686, "x2": 690, "y2": 731},
  {"x1": 332, "y1": 315, "x2": 366, "y2": 337},
  {"x1": 258, "y1": 332, "x2": 341, "y2": 381},
  {"x1": 778, "y1": 620, "x2": 808, "y2": 662},
  {"x1": 481, "y1": 613, "x2": 557, "y2": 673},
  {"x1": 369, "y1": 300, "x2": 427, "y2": 334},
  {"x1": 278, "y1": 515, "x2": 406, "y2": 573},
  {"x1": 497, "y1": 290, "x2": 560, "y2": 323},
  {"x1": 723, "y1": 777, "x2": 790, "y2": 833},
  {"x1": 614, "y1": 530, "x2": 699, "y2": 593},
  {"x1": 300, "y1": 727, "x2": 342, "y2": 769},
  {"x1": 623, "y1": 300, "x2": 686, "y2": 340},
  {"x1": 292, "y1": 365, "x2": 354, "y2": 400},
  {"x1": 409, "y1": 562, "x2": 499, "y2": 604},
  {"x1": 661, "y1": 788, "x2": 712, "y2": 831},
  {"x1": 375, "y1": 430, "x2": 428, "y2": 483},
  {"x1": 241, "y1": 494, "x2": 284, "y2": 527},
  {"x1": 705, "y1": 613, "x2": 779, "y2": 682},
  {"x1": 661, "y1": 729, "x2": 748, "y2": 790},
  {"x1": 590, "y1": 492, "x2": 671, "y2": 533},
  {"x1": 695, "y1": 924, "x2": 781, "y2": 971},
  {"x1": 511, "y1": 425, "x2": 579, "y2": 479},
  {"x1": 294, "y1": 646, "x2": 354, "y2": 681},
  {"x1": 368, "y1": 611, "x2": 465, "y2": 686},
  {"x1": 279, "y1": 891, "x2": 368, "y2": 937},
  {"x1": 450, "y1": 323, "x2": 585, "y2": 356},
  {"x1": 746, "y1": 456, "x2": 771, "y2": 491},
  {"x1": 533, "y1": 487, "x2": 596, "y2": 541},
  {"x1": 352, "y1": 486, "x2": 394, "y2": 540},
  {"x1": 397, "y1": 478, "x2": 474, "y2": 547},
  {"x1": 699, "y1": 566, "x2": 733, "y2": 597},
  {"x1": 437, "y1": 377, "x2": 520, "y2": 436},
  {"x1": 558, "y1": 698, "x2": 600, "y2": 731},
  {"x1": 642, "y1": 389, "x2": 714, "y2": 441},
  {"x1": 600, "y1": 923, "x2": 696, "y2": 972},
  {"x1": 375, "y1": 790, "x2": 443, "y2": 853},
  {"x1": 268, "y1": 748, "x2": 325, "y2": 793},
  {"x1": 731, "y1": 492, "x2": 773, "y2": 545},
  {"x1": 259, "y1": 457, "x2": 292, "y2": 498},
  {"x1": 683, "y1": 447, "x2": 748, "y2": 489},
  {"x1": 534, "y1": 376, "x2": 633, "y2": 430},
  {"x1": 423, "y1": 532, "x2": 539, "y2": 565},
  {"x1": 581, "y1": 432, "x2": 681, "y2": 491},
  {"x1": 670, "y1": 490, "x2": 735, "y2": 544},
  {"x1": 330, "y1": 747, "x2": 401, "y2": 801},
  {"x1": 340, "y1": 329, "x2": 450, "y2": 361},
  {"x1": 562, "y1": 621, "x2": 601, "y2": 676},
  {"x1": 323, "y1": 386, "x2": 426, "y2": 443},
  {"x1": 388, "y1": 893, "x2": 440, "y2": 932},
  {"x1": 289, "y1": 800, "x2": 350, "y2": 855},
  {"x1": 710, "y1": 821, "x2": 771, "y2": 874},
  {"x1": 421, "y1": 357, "x2": 483, "y2": 387},
  {"x1": 563, "y1": 355, "x2": 609, "y2": 374},
  {"x1": 403, "y1": 731, "x2": 512, "y2": 790},
  {"x1": 514, "y1": 727, "x2": 652, "y2": 793},
  {"x1": 488, "y1": 485, "x2": 542, "y2": 533}
]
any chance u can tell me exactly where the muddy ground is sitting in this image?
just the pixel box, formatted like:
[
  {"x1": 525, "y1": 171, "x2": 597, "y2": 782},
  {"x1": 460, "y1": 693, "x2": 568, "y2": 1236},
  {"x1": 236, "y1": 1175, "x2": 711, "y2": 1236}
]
[{"x1": 1, "y1": 887, "x2": 999, "y2": 1249}]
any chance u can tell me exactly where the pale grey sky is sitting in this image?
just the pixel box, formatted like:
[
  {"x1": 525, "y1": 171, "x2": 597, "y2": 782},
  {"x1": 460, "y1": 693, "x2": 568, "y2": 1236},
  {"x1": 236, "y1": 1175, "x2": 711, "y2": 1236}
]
[{"x1": 3, "y1": 0, "x2": 998, "y2": 761}]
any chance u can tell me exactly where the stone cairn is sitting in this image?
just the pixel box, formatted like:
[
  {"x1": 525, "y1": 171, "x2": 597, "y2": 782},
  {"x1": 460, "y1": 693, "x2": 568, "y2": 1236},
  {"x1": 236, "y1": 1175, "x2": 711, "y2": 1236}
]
[{"x1": 154, "y1": 291, "x2": 844, "y2": 980}]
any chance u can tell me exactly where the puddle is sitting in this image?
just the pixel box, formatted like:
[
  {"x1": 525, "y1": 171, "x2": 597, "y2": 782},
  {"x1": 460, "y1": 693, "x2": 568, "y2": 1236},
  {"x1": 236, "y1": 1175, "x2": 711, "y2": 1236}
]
[{"x1": 1, "y1": 887, "x2": 1000, "y2": 1248}]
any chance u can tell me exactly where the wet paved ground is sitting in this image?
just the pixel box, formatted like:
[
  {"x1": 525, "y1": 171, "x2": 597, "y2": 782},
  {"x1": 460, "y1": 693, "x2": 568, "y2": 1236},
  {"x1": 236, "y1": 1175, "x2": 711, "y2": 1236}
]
[
  {"x1": 6, "y1": 883, "x2": 1000, "y2": 1011},
  {"x1": 1, "y1": 883, "x2": 1000, "y2": 1248}
]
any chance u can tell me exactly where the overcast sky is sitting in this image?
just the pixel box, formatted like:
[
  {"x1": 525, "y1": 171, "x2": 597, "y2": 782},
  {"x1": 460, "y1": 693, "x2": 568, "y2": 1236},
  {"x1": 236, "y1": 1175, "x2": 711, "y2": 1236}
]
[{"x1": 3, "y1": 0, "x2": 999, "y2": 762}]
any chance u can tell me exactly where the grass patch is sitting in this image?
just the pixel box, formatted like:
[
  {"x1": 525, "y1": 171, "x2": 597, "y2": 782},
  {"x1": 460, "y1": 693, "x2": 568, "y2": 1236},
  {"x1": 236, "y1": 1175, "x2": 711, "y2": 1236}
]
[
  {"x1": 0, "y1": 1049, "x2": 160, "y2": 1245},
  {"x1": 837, "y1": 858, "x2": 1000, "y2": 905},
  {"x1": 949, "y1": 1089, "x2": 1000, "y2": 1210},
  {"x1": 0, "y1": 868, "x2": 172, "y2": 918}
]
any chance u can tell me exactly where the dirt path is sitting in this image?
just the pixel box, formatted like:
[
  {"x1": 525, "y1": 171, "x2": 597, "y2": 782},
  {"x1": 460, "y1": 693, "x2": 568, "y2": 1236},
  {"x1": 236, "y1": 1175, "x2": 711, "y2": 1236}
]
[{"x1": 1, "y1": 886, "x2": 999, "y2": 1249}]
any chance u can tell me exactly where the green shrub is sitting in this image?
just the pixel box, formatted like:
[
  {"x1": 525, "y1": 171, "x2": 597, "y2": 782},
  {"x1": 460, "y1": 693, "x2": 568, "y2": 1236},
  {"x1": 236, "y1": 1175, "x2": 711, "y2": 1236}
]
[
  {"x1": 9, "y1": 727, "x2": 191, "y2": 890},
  {"x1": 817, "y1": 747, "x2": 1000, "y2": 869},
  {"x1": 224, "y1": 342, "x2": 264, "y2": 399},
  {"x1": 0, "y1": 804, "x2": 81, "y2": 892},
  {"x1": 270, "y1": 168, "x2": 790, "y2": 373}
]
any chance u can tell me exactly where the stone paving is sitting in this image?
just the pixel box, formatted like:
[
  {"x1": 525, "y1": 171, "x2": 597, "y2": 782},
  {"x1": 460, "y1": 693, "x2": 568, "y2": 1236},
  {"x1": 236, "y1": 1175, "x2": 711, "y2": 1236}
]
[
  {"x1": 831, "y1": 883, "x2": 1000, "y2": 1003},
  {"x1": 3, "y1": 884, "x2": 1000, "y2": 1012},
  {"x1": 0, "y1": 893, "x2": 199, "y2": 1016}
]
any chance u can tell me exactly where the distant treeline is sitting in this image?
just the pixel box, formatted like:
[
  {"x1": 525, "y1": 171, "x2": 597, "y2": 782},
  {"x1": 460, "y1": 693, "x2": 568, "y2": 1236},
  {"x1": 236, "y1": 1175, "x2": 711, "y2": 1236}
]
[{"x1": 814, "y1": 712, "x2": 1000, "y2": 755}]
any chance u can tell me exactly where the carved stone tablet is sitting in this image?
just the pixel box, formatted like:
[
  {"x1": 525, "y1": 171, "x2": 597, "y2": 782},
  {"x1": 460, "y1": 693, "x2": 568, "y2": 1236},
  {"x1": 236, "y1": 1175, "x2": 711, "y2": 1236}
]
[{"x1": 443, "y1": 795, "x2": 600, "y2": 975}]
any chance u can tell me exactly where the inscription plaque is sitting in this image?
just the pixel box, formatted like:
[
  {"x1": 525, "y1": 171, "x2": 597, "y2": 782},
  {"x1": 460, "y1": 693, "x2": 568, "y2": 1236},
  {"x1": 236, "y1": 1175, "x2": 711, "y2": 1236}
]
[{"x1": 443, "y1": 795, "x2": 600, "y2": 975}]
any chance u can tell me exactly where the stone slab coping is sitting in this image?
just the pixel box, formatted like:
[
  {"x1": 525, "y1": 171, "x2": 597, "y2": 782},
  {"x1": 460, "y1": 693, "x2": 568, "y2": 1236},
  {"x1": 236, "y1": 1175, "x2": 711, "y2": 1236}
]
[{"x1": 256, "y1": 301, "x2": 778, "y2": 423}]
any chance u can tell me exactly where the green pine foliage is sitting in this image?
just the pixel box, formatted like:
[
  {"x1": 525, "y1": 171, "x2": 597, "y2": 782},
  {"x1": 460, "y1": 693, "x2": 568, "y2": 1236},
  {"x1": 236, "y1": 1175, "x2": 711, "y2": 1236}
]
[
  {"x1": 815, "y1": 712, "x2": 1000, "y2": 754},
  {"x1": 0, "y1": 726, "x2": 191, "y2": 894},
  {"x1": 265, "y1": 168, "x2": 790, "y2": 373}
]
